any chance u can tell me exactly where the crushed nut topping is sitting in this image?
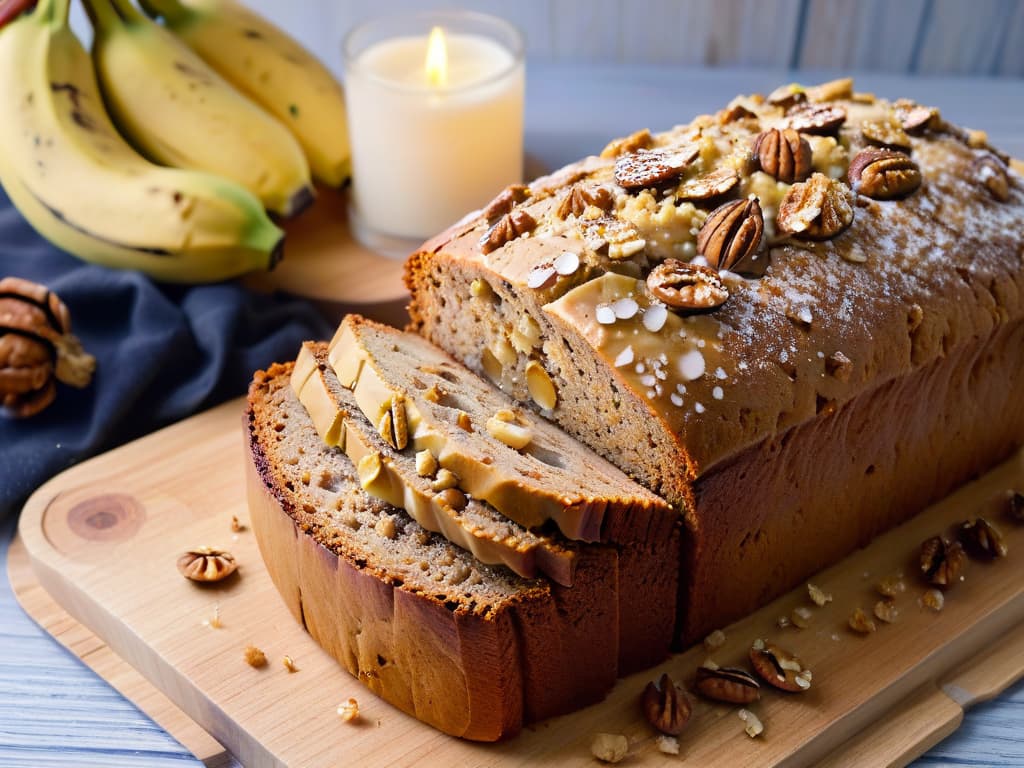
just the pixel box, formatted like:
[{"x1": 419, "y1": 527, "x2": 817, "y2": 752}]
[
  {"x1": 749, "y1": 638, "x2": 812, "y2": 692},
  {"x1": 738, "y1": 708, "x2": 764, "y2": 738},
  {"x1": 777, "y1": 172, "x2": 855, "y2": 240},
  {"x1": 826, "y1": 350, "x2": 853, "y2": 381},
  {"x1": 790, "y1": 606, "x2": 813, "y2": 629},
  {"x1": 556, "y1": 183, "x2": 615, "y2": 219},
  {"x1": 177, "y1": 546, "x2": 237, "y2": 582},
  {"x1": 848, "y1": 147, "x2": 922, "y2": 200},
  {"x1": 861, "y1": 117, "x2": 913, "y2": 152},
  {"x1": 614, "y1": 145, "x2": 699, "y2": 190},
  {"x1": 244, "y1": 645, "x2": 267, "y2": 668},
  {"x1": 590, "y1": 733, "x2": 629, "y2": 763},
  {"x1": 894, "y1": 99, "x2": 938, "y2": 134},
  {"x1": 656, "y1": 735, "x2": 680, "y2": 755},
  {"x1": 806, "y1": 77, "x2": 853, "y2": 102},
  {"x1": 807, "y1": 582, "x2": 832, "y2": 606},
  {"x1": 641, "y1": 673, "x2": 692, "y2": 735},
  {"x1": 920, "y1": 535, "x2": 967, "y2": 589},
  {"x1": 848, "y1": 607, "x2": 877, "y2": 634},
  {"x1": 922, "y1": 588, "x2": 945, "y2": 612},
  {"x1": 974, "y1": 154, "x2": 1011, "y2": 202},
  {"x1": 677, "y1": 167, "x2": 741, "y2": 200},
  {"x1": 647, "y1": 260, "x2": 729, "y2": 312},
  {"x1": 753, "y1": 128, "x2": 812, "y2": 183},
  {"x1": 337, "y1": 697, "x2": 359, "y2": 722},
  {"x1": 480, "y1": 209, "x2": 536, "y2": 254},
  {"x1": 577, "y1": 215, "x2": 645, "y2": 259},
  {"x1": 694, "y1": 666, "x2": 761, "y2": 704},
  {"x1": 436, "y1": 487, "x2": 468, "y2": 511},
  {"x1": 957, "y1": 517, "x2": 1008, "y2": 559},
  {"x1": 876, "y1": 572, "x2": 907, "y2": 598},
  {"x1": 600, "y1": 127, "x2": 654, "y2": 159},
  {"x1": 767, "y1": 82, "x2": 807, "y2": 110},
  {"x1": 482, "y1": 184, "x2": 529, "y2": 223},
  {"x1": 786, "y1": 102, "x2": 847, "y2": 135},
  {"x1": 696, "y1": 198, "x2": 764, "y2": 272},
  {"x1": 873, "y1": 599, "x2": 899, "y2": 624}
]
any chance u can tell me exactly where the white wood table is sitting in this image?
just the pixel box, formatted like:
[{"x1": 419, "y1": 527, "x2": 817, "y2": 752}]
[{"x1": 2, "y1": 65, "x2": 1023, "y2": 766}]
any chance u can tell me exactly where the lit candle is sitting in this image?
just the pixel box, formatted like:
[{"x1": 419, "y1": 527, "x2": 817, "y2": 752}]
[{"x1": 344, "y1": 12, "x2": 525, "y2": 252}]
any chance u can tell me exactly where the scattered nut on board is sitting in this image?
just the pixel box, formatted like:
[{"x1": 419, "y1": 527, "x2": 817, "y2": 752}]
[
  {"x1": 337, "y1": 697, "x2": 360, "y2": 722},
  {"x1": 922, "y1": 589, "x2": 945, "y2": 612},
  {"x1": 656, "y1": 735, "x2": 680, "y2": 755},
  {"x1": 590, "y1": 733, "x2": 628, "y2": 763},
  {"x1": 703, "y1": 629, "x2": 726, "y2": 650},
  {"x1": 738, "y1": 708, "x2": 764, "y2": 738},
  {"x1": 230, "y1": 515, "x2": 246, "y2": 533},
  {"x1": 177, "y1": 546, "x2": 237, "y2": 582},
  {"x1": 282, "y1": 655, "x2": 299, "y2": 673},
  {"x1": 807, "y1": 582, "x2": 832, "y2": 606},
  {"x1": 244, "y1": 645, "x2": 267, "y2": 668},
  {"x1": 202, "y1": 604, "x2": 222, "y2": 629},
  {"x1": 848, "y1": 607, "x2": 877, "y2": 634}
]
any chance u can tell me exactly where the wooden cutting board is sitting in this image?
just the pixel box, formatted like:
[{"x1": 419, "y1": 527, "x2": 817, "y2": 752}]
[{"x1": 14, "y1": 399, "x2": 1024, "y2": 768}]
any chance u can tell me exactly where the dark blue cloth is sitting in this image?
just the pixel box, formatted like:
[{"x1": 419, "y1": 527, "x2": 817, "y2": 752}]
[{"x1": 0, "y1": 186, "x2": 334, "y2": 519}]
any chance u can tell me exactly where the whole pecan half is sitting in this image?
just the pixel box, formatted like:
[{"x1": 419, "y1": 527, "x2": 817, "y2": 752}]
[
  {"x1": 677, "y1": 167, "x2": 740, "y2": 201},
  {"x1": 479, "y1": 209, "x2": 537, "y2": 254},
  {"x1": 974, "y1": 154, "x2": 1011, "y2": 202},
  {"x1": 919, "y1": 535, "x2": 967, "y2": 589},
  {"x1": 894, "y1": 99, "x2": 939, "y2": 134},
  {"x1": 646, "y1": 260, "x2": 728, "y2": 312},
  {"x1": 777, "y1": 173, "x2": 855, "y2": 240},
  {"x1": 482, "y1": 184, "x2": 529, "y2": 223},
  {"x1": 786, "y1": 103, "x2": 847, "y2": 135},
  {"x1": 957, "y1": 517, "x2": 1008, "y2": 560},
  {"x1": 556, "y1": 183, "x2": 615, "y2": 219},
  {"x1": 694, "y1": 666, "x2": 761, "y2": 704},
  {"x1": 767, "y1": 83, "x2": 807, "y2": 110},
  {"x1": 753, "y1": 127, "x2": 812, "y2": 183},
  {"x1": 615, "y1": 145, "x2": 699, "y2": 190},
  {"x1": 848, "y1": 148, "x2": 922, "y2": 200},
  {"x1": 696, "y1": 198, "x2": 764, "y2": 271},
  {"x1": 641, "y1": 673, "x2": 691, "y2": 735}
]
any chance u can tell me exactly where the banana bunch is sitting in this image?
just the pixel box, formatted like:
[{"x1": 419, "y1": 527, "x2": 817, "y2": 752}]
[
  {"x1": 140, "y1": 0, "x2": 352, "y2": 188},
  {"x1": 0, "y1": 0, "x2": 284, "y2": 283}
]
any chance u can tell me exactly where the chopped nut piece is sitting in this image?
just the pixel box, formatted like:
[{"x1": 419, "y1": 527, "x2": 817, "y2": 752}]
[
  {"x1": 749, "y1": 639, "x2": 812, "y2": 692},
  {"x1": 374, "y1": 516, "x2": 397, "y2": 540},
  {"x1": 482, "y1": 184, "x2": 529, "y2": 223},
  {"x1": 873, "y1": 599, "x2": 899, "y2": 624},
  {"x1": 694, "y1": 666, "x2": 761, "y2": 704},
  {"x1": 244, "y1": 645, "x2": 267, "y2": 668},
  {"x1": 861, "y1": 118, "x2": 913, "y2": 152},
  {"x1": 876, "y1": 572, "x2": 907, "y2": 598},
  {"x1": 469, "y1": 278, "x2": 493, "y2": 299},
  {"x1": 282, "y1": 655, "x2": 299, "y2": 673},
  {"x1": 202, "y1": 604, "x2": 222, "y2": 629},
  {"x1": 377, "y1": 395, "x2": 409, "y2": 450},
  {"x1": 805, "y1": 77, "x2": 853, "y2": 102},
  {"x1": 456, "y1": 410, "x2": 473, "y2": 432},
  {"x1": 577, "y1": 215, "x2": 645, "y2": 259},
  {"x1": 1008, "y1": 491, "x2": 1024, "y2": 523},
  {"x1": 786, "y1": 102, "x2": 847, "y2": 135},
  {"x1": 556, "y1": 183, "x2": 615, "y2": 219},
  {"x1": 601, "y1": 127, "x2": 654, "y2": 158},
  {"x1": 480, "y1": 209, "x2": 536, "y2": 254},
  {"x1": 415, "y1": 449, "x2": 438, "y2": 478},
  {"x1": 591, "y1": 733, "x2": 629, "y2": 763},
  {"x1": 337, "y1": 697, "x2": 359, "y2": 722},
  {"x1": 641, "y1": 673, "x2": 692, "y2": 735},
  {"x1": 807, "y1": 582, "x2": 832, "y2": 606},
  {"x1": 791, "y1": 606, "x2": 813, "y2": 629},
  {"x1": 677, "y1": 167, "x2": 740, "y2": 200},
  {"x1": 647, "y1": 260, "x2": 729, "y2": 313},
  {"x1": 848, "y1": 607, "x2": 877, "y2": 634},
  {"x1": 230, "y1": 515, "x2": 245, "y2": 533},
  {"x1": 553, "y1": 250, "x2": 581, "y2": 276},
  {"x1": 777, "y1": 173, "x2": 855, "y2": 240},
  {"x1": 826, "y1": 350, "x2": 853, "y2": 381},
  {"x1": 777, "y1": 615, "x2": 791, "y2": 629},
  {"x1": 848, "y1": 147, "x2": 922, "y2": 200},
  {"x1": 957, "y1": 517, "x2": 1008, "y2": 559},
  {"x1": 703, "y1": 628, "x2": 727, "y2": 650},
  {"x1": 767, "y1": 82, "x2": 806, "y2": 110},
  {"x1": 177, "y1": 547, "x2": 237, "y2": 583},
  {"x1": 719, "y1": 103, "x2": 758, "y2": 124},
  {"x1": 974, "y1": 154, "x2": 1011, "y2": 202},
  {"x1": 922, "y1": 589, "x2": 945, "y2": 612},
  {"x1": 614, "y1": 145, "x2": 699, "y2": 190},
  {"x1": 430, "y1": 468, "x2": 459, "y2": 492},
  {"x1": 656, "y1": 735, "x2": 680, "y2": 755},
  {"x1": 894, "y1": 99, "x2": 939, "y2": 134},
  {"x1": 486, "y1": 411, "x2": 533, "y2": 450},
  {"x1": 357, "y1": 452, "x2": 383, "y2": 488},
  {"x1": 696, "y1": 198, "x2": 764, "y2": 272},
  {"x1": 920, "y1": 536, "x2": 967, "y2": 589},
  {"x1": 753, "y1": 128, "x2": 812, "y2": 183},
  {"x1": 526, "y1": 361, "x2": 558, "y2": 411},
  {"x1": 738, "y1": 708, "x2": 764, "y2": 738},
  {"x1": 436, "y1": 488, "x2": 468, "y2": 511}
]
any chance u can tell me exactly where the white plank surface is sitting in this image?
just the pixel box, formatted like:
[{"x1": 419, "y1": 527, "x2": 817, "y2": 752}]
[
  {"x1": 3, "y1": 62, "x2": 1024, "y2": 767},
  {"x1": 798, "y1": 0, "x2": 929, "y2": 72}
]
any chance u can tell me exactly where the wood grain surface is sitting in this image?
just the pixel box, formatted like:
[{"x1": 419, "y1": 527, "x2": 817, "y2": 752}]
[{"x1": 11, "y1": 398, "x2": 1024, "y2": 767}]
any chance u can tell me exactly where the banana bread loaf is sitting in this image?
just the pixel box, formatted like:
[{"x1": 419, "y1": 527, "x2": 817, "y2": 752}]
[{"x1": 405, "y1": 78, "x2": 1024, "y2": 641}]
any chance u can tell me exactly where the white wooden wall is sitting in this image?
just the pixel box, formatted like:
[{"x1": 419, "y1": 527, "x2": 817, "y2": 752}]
[{"x1": 235, "y1": 0, "x2": 1022, "y2": 76}]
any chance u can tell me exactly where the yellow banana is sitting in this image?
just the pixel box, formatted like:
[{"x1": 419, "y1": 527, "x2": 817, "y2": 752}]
[
  {"x1": 0, "y1": 0, "x2": 284, "y2": 284},
  {"x1": 83, "y1": 0, "x2": 314, "y2": 218},
  {"x1": 141, "y1": 0, "x2": 351, "y2": 188}
]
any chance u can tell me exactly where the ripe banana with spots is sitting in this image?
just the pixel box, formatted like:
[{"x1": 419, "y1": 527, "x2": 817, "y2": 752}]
[
  {"x1": 0, "y1": 0, "x2": 284, "y2": 283},
  {"x1": 83, "y1": 0, "x2": 314, "y2": 218},
  {"x1": 140, "y1": 0, "x2": 351, "y2": 188}
]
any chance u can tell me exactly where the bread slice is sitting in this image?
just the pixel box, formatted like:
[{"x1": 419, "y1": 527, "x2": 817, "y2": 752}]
[
  {"x1": 246, "y1": 362, "x2": 620, "y2": 740},
  {"x1": 292, "y1": 341, "x2": 578, "y2": 586},
  {"x1": 327, "y1": 314, "x2": 673, "y2": 543}
]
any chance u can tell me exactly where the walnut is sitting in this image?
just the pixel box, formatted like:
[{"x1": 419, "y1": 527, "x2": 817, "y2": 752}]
[
  {"x1": 479, "y1": 209, "x2": 536, "y2": 254},
  {"x1": 777, "y1": 173, "x2": 855, "y2": 240},
  {"x1": 919, "y1": 535, "x2": 967, "y2": 589},
  {"x1": 677, "y1": 167, "x2": 740, "y2": 200},
  {"x1": 481, "y1": 184, "x2": 529, "y2": 223},
  {"x1": 873, "y1": 599, "x2": 899, "y2": 624},
  {"x1": 848, "y1": 148, "x2": 922, "y2": 200},
  {"x1": 600, "y1": 127, "x2": 653, "y2": 158},
  {"x1": 177, "y1": 546, "x2": 237, "y2": 582},
  {"x1": 614, "y1": 145, "x2": 699, "y2": 190},
  {"x1": 696, "y1": 198, "x2": 764, "y2": 272},
  {"x1": 957, "y1": 517, "x2": 1008, "y2": 559},
  {"x1": 974, "y1": 154, "x2": 1011, "y2": 202},
  {"x1": 647, "y1": 260, "x2": 728, "y2": 313},
  {"x1": 555, "y1": 183, "x2": 614, "y2": 219},
  {"x1": 641, "y1": 673, "x2": 692, "y2": 735},
  {"x1": 0, "y1": 276, "x2": 95, "y2": 418},
  {"x1": 244, "y1": 645, "x2": 267, "y2": 668},
  {"x1": 786, "y1": 103, "x2": 847, "y2": 135},
  {"x1": 753, "y1": 128, "x2": 812, "y2": 183},
  {"x1": 848, "y1": 607, "x2": 877, "y2": 634},
  {"x1": 749, "y1": 638, "x2": 812, "y2": 692},
  {"x1": 694, "y1": 666, "x2": 761, "y2": 704}
]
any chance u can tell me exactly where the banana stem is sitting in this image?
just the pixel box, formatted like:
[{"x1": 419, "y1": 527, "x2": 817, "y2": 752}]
[
  {"x1": 80, "y1": 0, "x2": 123, "y2": 32},
  {"x1": 137, "y1": 0, "x2": 189, "y2": 24},
  {"x1": 108, "y1": 0, "x2": 145, "y2": 23}
]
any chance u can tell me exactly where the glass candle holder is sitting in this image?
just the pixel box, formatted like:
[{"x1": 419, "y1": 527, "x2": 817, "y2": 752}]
[{"x1": 343, "y1": 11, "x2": 525, "y2": 258}]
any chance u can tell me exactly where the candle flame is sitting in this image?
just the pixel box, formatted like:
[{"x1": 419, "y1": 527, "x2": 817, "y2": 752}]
[{"x1": 425, "y1": 26, "x2": 448, "y2": 87}]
